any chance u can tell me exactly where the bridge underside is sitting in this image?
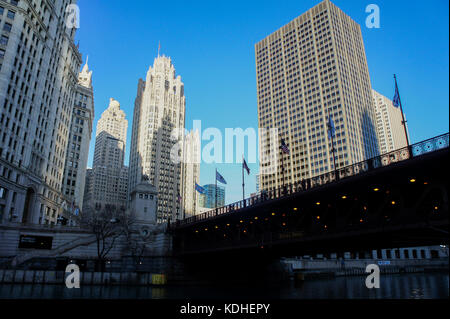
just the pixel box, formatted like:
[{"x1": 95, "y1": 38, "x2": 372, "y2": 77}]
[{"x1": 172, "y1": 148, "x2": 449, "y2": 258}]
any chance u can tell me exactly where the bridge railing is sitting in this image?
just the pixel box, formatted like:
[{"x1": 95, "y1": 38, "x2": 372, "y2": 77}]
[{"x1": 174, "y1": 133, "x2": 449, "y2": 229}]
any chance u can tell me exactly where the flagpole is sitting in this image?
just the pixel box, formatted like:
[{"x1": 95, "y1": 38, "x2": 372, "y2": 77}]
[
  {"x1": 394, "y1": 74, "x2": 411, "y2": 155},
  {"x1": 280, "y1": 136, "x2": 285, "y2": 195},
  {"x1": 215, "y1": 168, "x2": 218, "y2": 211},
  {"x1": 242, "y1": 155, "x2": 245, "y2": 204},
  {"x1": 331, "y1": 125, "x2": 338, "y2": 181}
]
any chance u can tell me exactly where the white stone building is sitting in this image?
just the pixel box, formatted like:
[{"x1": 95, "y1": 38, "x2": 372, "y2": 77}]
[
  {"x1": 256, "y1": 0, "x2": 379, "y2": 191},
  {"x1": 61, "y1": 59, "x2": 94, "y2": 215},
  {"x1": 0, "y1": 0, "x2": 83, "y2": 225},
  {"x1": 372, "y1": 89, "x2": 409, "y2": 155},
  {"x1": 84, "y1": 98, "x2": 128, "y2": 213},
  {"x1": 181, "y1": 129, "x2": 200, "y2": 218},
  {"x1": 129, "y1": 55, "x2": 186, "y2": 223}
]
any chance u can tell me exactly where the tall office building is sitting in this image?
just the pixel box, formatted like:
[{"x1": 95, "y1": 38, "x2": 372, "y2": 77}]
[
  {"x1": 199, "y1": 184, "x2": 225, "y2": 209},
  {"x1": 181, "y1": 129, "x2": 200, "y2": 218},
  {"x1": 372, "y1": 89, "x2": 408, "y2": 155},
  {"x1": 256, "y1": 0, "x2": 379, "y2": 192},
  {"x1": 129, "y1": 55, "x2": 186, "y2": 223},
  {"x1": 85, "y1": 98, "x2": 128, "y2": 212},
  {"x1": 0, "y1": 0, "x2": 83, "y2": 225},
  {"x1": 61, "y1": 59, "x2": 94, "y2": 212}
]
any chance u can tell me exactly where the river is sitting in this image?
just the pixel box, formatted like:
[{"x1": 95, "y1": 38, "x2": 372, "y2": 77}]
[{"x1": 0, "y1": 272, "x2": 448, "y2": 299}]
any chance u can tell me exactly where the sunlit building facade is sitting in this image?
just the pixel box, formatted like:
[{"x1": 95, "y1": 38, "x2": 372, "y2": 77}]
[{"x1": 256, "y1": 0, "x2": 379, "y2": 191}]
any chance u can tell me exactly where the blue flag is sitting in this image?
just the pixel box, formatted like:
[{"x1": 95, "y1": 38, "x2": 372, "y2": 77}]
[
  {"x1": 243, "y1": 158, "x2": 250, "y2": 175},
  {"x1": 216, "y1": 171, "x2": 227, "y2": 184},
  {"x1": 280, "y1": 138, "x2": 290, "y2": 154},
  {"x1": 393, "y1": 82, "x2": 400, "y2": 108},
  {"x1": 327, "y1": 116, "x2": 336, "y2": 139},
  {"x1": 195, "y1": 183, "x2": 206, "y2": 194}
]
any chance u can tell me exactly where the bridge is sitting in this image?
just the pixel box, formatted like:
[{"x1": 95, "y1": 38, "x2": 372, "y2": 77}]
[{"x1": 170, "y1": 134, "x2": 449, "y2": 257}]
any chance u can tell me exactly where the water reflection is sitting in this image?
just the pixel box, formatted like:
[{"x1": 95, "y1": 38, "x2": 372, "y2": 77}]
[{"x1": 0, "y1": 273, "x2": 448, "y2": 300}]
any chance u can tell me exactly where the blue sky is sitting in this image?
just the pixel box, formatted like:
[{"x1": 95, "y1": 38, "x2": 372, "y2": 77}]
[{"x1": 76, "y1": 0, "x2": 449, "y2": 204}]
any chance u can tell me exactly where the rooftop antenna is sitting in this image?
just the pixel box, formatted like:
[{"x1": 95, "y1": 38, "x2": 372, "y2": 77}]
[{"x1": 158, "y1": 41, "x2": 161, "y2": 57}]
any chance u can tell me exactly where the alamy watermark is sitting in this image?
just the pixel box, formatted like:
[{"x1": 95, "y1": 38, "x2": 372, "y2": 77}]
[
  {"x1": 65, "y1": 263, "x2": 80, "y2": 289},
  {"x1": 169, "y1": 120, "x2": 280, "y2": 175},
  {"x1": 365, "y1": 4, "x2": 380, "y2": 29},
  {"x1": 365, "y1": 264, "x2": 380, "y2": 289},
  {"x1": 65, "y1": 4, "x2": 80, "y2": 29}
]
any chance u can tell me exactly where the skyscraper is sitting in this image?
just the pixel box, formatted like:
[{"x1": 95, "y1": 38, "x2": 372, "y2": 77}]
[
  {"x1": 0, "y1": 0, "x2": 83, "y2": 225},
  {"x1": 255, "y1": 0, "x2": 379, "y2": 192},
  {"x1": 129, "y1": 55, "x2": 186, "y2": 223},
  {"x1": 199, "y1": 184, "x2": 225, "y2": 209},
  {"x1": 85, "y1": 98, "x2": 128, "y2": 213},
  {"x1": 61, "y1": 59, "x2": 95, "y2": 212},
  {"x1": 181, "y1": 129, "x2": 200, "y2": 218},
  {"x1": 372, "y1": 89, "x2": 409, "y2": 155}
]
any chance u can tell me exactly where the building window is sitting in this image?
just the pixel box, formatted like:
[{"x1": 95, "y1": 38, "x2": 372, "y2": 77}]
[
  {"x1": 0, "y1": 49, "x2": 5, "y2": 59},
  {"x1": 3, "y1": 23, "x2": 12, "y2": 32},
  {"x1": 7, "y1": 10, "x2": 15, "y2": 20},
  {"x1": 0, "y1": 7, "x2": 4, "y2": 15},
  {"x1": 0, "y1": 187, "x2": 7, "y2": 199}
]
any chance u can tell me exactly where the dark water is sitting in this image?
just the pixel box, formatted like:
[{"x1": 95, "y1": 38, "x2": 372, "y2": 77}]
[{"x1": 0, "y1": 273, "x2": 448, "y2": 299}]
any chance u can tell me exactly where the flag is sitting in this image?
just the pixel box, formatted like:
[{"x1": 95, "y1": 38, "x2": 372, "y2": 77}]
[
  {"x1": 243, "y1": 158, "x2": 250, "y2": 175},
  {"x1": 327, "y1": 116, "x2": 336, "y2": 139},
  {"x1": 216, "y1": 171, "x2": 227, "y2": 184},
  {"x1": 195, "y1": 183, "x2": 206, "y2": 194},
  {"x1": 280, "y1": 138, "x2": 290, "y2": 154},
  {"x1": 393, "y1": 80, "x2": 400, "y2": 108}
]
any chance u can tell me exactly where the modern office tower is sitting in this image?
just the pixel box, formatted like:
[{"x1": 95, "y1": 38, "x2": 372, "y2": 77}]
[
  {"x1": 61, "y1": 59, "x2": 94, "y2": 213},
  {"x1": 372, "y1": 89, "x2": 409, "y2": 154},
  {"x1": 129, "y1": 55, "x2": 186, "y2": 223},
  {"x1": 255, "y1": 0, "x2": 379, "y2": 192},
  {"x1": 0, "y1": 0, "x2": 83, "y2": 225},
  {"x1": 84, "y1": 98, "x2": 128, "y2": 213},
  {"x1": 256, "y1": 173, "x2": 261, "y2": 193},
  {"x1": 181, "y1": 129, "x2": 200, "y2": 218},
  {"x1": 199, "y1": 184, "x2": 225, "y2": 209}
]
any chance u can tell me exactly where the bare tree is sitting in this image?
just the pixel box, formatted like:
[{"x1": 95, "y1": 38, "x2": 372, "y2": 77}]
[
  {"x1": 121, "y1": 211, "x2": 147, "y2": 271},
  {"x1": 81, "y1": 206, "x2": 127, "y2": 271}
]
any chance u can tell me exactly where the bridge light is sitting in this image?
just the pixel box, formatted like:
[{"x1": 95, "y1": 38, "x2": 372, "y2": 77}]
[
  {"x1": 271, "y1": 212, "x2": 276, "y2": 216},
  {"x1": 359, "y1": 219, "x2": 364, "y2": 223},
  {"x1": 254, "y1": 217, "x2": 259, "y2": 220},
  {"x1": 316, "y1": 216, "x2": 320, "y2": 220},
  {"x1": 341, "y1": 195, "x2": 347, "y2": 199},
  {"x1": 240, "y1": 220, "x2": 244, "y2": 223},
  {"x1": 363, "y1": 206, "x2": 367, "y2": 211},
  {"x1": 195, "y1": 230, "x2": 199, "y2": 233},
  {"x1": 410, "y1": 179, "x2": 416, "y2": 183},
  {"x1": 226, "y1": 224, "x2": 230, "y2": 227},
  {"x1": 243, "y1": 230, "x2": 247, "y2": 233},
  {"x1": 215, "y1": 226, "x2": 219, "y2": 229},
  {"x1": 424, "y1": 182, "x2": 428, "y2": 185},
  {"x1": 324, "y1": 225, "x2": 328, "y2": 229},
  {"x1": 373, "y1": 188, "x2": 380, "y2": 192},
  {"x1": 434, "y1": 206, "x2": 439, "y2": 211},
  {"x1": 391, "y1": 201, "x2": 396, "y2": 205},
  {"x1": 316, "y1": 202, "x2": 321, "y2": 206},
  {"x1": 293, "y1": 207, "x2": 298, "y2": 211},
  {"x1": 204, "y1": 228, "x2": 208, "y2": 231},
  {"x1": 282, "y1": 222, "x2": 286, "y2": 226}
]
